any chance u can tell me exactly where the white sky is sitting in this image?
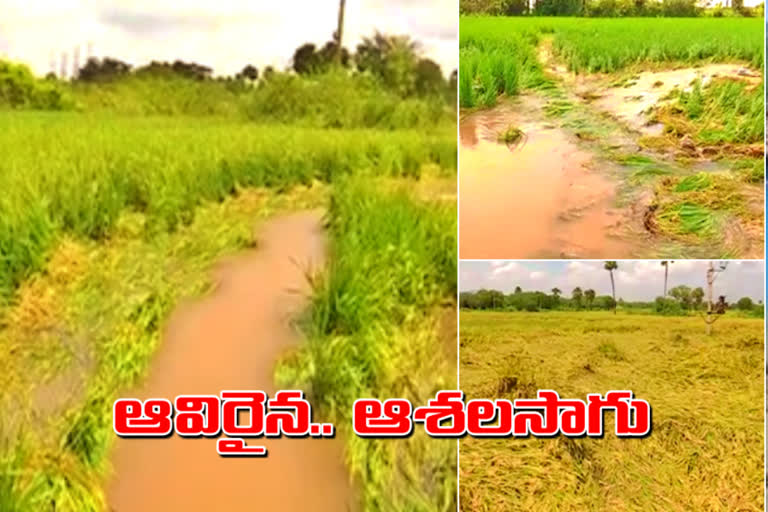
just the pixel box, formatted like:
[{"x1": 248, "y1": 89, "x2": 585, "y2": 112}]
[
  {"x1": 460, "y1": 261, "x2": 765, "y2": 302},
  {"x1": 0, "y1": 1, "x2": 458, "y2": 76}
]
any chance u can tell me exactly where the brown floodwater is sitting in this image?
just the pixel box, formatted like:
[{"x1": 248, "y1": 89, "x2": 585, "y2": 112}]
[
  {"x1": 108, "y1": 211, "x2": 355, "y2": 512},
  {"x1": 460, "y1": 102, "x2": 634, "y2": 259}
]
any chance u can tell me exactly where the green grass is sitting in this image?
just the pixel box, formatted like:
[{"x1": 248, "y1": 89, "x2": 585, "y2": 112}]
[
  {"x1": 549, "y1": 18, "x2": 763, "y2": 72},
  {"x1": 276, "y1": 177, "x2": 457, "y2": 511},
  {"x1": 460, "y1": 310, "x2": 764, "y2": 511},
  {"x1": 459, "y1": 29, "x2": 546, "y2": 108},
  {"x1": 0, "y1": 113, "x2": 455, "y2": 303}
]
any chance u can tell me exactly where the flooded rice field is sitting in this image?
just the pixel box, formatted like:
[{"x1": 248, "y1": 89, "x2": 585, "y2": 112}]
[
  {"x1": 108, "y1": 211, "x2": 355, "y2": 512},
  {"x1": 459, "y1": 101, "x2": 640, "y2": 259},
  {"x1": 460, "y1": 62, "x2": 764, "y2": 259}
]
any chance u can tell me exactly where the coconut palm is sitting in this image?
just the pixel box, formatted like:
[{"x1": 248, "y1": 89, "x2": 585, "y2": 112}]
[
  {"x1": 335, "y1": 0, "x2": 346, "y2": 64},
  {"x1": 604, "y1": 261, "x2": 618, "y2": 314},
  {"x1": 661, "y1": 261, "x2": 673, "y2": 296}
]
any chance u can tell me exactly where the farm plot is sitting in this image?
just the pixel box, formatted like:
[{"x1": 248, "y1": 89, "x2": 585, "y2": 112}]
[
  {"x1": 460, "y1": 310, "x2": 764, "y2": 511},
  {"x1": 459, "y1": 17, "x2": 764, "y2": 259}
]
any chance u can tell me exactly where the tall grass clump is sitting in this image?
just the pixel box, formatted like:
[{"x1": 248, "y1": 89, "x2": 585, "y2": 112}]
[
  {"x1": 277, "y1": 177, "x2": 456, "y2": 511},
  {"x1": 459, "y1": 21, "x2": 545, "y2": 108},
  {"x1": 70, "y1": 74, "x2": 246, "y2": 117},
  {"x1": 0, "y1": 114, "x2": 455, "y2": 302}
]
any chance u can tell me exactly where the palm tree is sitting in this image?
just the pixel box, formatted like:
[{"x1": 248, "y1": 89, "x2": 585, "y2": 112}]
[
  {"x1": 551, "y1": 287, "x2": 561, "y2": 298},
  {"x1": 661, "y1": 261, "x2": 673, "y2": 296},
  {"x1": 604, "y1": 261, "x2": 618, "y2": 314},
  {"x1": 335, "y1": 0, "x2": 346, "y2": 64}
]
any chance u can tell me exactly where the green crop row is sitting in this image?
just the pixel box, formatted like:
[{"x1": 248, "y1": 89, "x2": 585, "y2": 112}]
[{"x1": 0, "y1": 113, "x2": 456, "y2": 303}]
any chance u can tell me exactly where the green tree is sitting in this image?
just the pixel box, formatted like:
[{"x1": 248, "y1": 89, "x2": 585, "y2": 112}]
[
  {"x1": 692, "y1": 287, "x2": 704, "y2": 310},
  {"x1": 356, "y1": 32, "x2": 420, "y2": 96},
  {"x1": 413, "y1": 58, "x2": 446, "y2": 97},
  {"x1": 584, "y1": 289, "x2": 596, "y2": 310},
  {"x1": 572, "y1": 287, "x2": 583, "y2": 309},
  {"x1": 737, "y1": 297, "x2": 754, "y2": 311},
  {"x1": 604, "y1": 261, "x2": 618, "y2": 314},
  {"x1": 237, "y1": 64, "x2": 259, "y2": 81},
  {"x1": 669, "y1": 285, "x2": 693, "y2": 310},
  {"x1": 502, "y1": 0, "x2": 529, "y2": 14}
]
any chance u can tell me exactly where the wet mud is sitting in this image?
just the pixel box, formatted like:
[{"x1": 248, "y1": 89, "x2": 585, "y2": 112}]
[
  {"x1": 108, "y1": 211, "x2": 355, "y2": 512},
  {"x1": 589, "y1": 64, "x2": 761, "y2": 135},
  {"x1": 459, "y1": 101, "x2": 638, "y2": 259}
]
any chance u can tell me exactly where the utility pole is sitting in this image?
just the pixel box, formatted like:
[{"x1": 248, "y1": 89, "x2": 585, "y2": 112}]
[
  {"x1": 73, "y1": 45, "x2": 80, "y2": 79},
  {"x1": 60, "y1": 51, "x2": 69, "y2": 80},
  {"x1": 335, "y1": 0, "x2": 346, "y2": 64},
  {"x1": 704, "y1": 261, "x2": 727, "y2": 335}
]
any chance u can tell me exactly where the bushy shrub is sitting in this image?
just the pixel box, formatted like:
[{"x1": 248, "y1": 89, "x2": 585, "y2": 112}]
[
  {"x1": 0, "y1": 61, "x2": 72, "y2": 110},
  {"x1": 654, "y1": 297, "x2": 685, "y2": 315},
  {"x1": 244, "y1": 71, "x2": 450, "y2": 129}
]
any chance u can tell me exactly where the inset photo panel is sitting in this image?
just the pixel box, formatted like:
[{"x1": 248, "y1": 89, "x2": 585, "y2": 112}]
[
  {"x1": 458, "y1": 260, "x2": 764, "y2": 511},
  {"x1": 458, "y1": 15, "x2": 764, "y2": 259}
]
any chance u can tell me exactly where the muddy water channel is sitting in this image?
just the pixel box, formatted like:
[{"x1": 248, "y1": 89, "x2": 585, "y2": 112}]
[
  {"x1": 108, "y1": 211, "x2": 354, "y2": 512},
  {"x1": 460, "y1": 101, "x2": 639, "y2": 259}
]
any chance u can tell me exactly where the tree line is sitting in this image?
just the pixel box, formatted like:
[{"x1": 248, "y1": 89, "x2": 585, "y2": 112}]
[
  {"x1": 460, "y1": 286, "x2": 762, "y2": 315},
  {"x1": 461, "y1": 0, "x2": 763, "y2": 17},
  {"x1": 460, "y1": 261, "x2": 763, "y2": 316},
  {"x1": 63, "y1": 31, "x2": 456, "y2": 101}
]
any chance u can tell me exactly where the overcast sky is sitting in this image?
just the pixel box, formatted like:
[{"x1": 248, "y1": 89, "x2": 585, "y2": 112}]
[
  {"x1": 0, "y1": 1, "x2": 457, "y2": 76},
  {"x1": 460, "y1": 261, "x2": 765, "y2": 302}
]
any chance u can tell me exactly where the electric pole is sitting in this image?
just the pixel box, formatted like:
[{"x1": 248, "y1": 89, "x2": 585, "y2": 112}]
[{"x1": 704, "y1": 261, "x2": 727, "y2": 335}]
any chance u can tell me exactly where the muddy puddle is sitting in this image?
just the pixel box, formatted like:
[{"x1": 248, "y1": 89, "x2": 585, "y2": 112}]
[
  {"x1": 589, "y1": 64, "x2": 761, "y2": 135},
  {"x1": 108, "y1": 211, "x2": 355, "y2": 512},
  {"x1": 460, "y1": 101, "x2": 639, "y2": 259}
]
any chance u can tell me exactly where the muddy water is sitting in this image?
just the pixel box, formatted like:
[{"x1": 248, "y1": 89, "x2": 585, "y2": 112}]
[
  {"x1": 108, "y1": 211, "x2": 355, "y2": 512},
  {"x1": 460, "y1": 102, "x2": 634, "y2": 259},
  {"x1": 591, "y1": 64, "x2": 761, "y2": 135}
]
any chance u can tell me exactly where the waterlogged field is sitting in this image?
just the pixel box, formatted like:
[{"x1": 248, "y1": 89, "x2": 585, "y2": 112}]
[
  {"x1": 460, "y1": 17, "x2": 763, "y2": 107},
  {"x1": 459, "y1": 311, "x2": 764, "y2": 511},
  {"x1": 0, "y1": 74, "x2": 457, "y2": 510},
  {"x1": 459, "y1": 17, "x2": 764, "y2": 259}
]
